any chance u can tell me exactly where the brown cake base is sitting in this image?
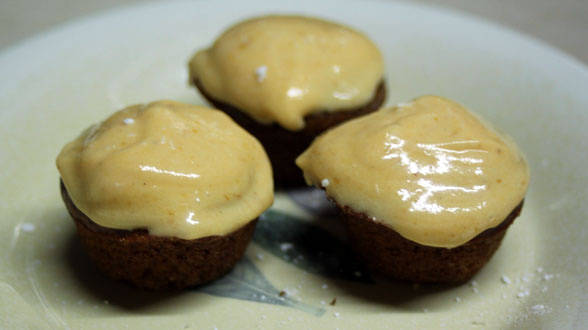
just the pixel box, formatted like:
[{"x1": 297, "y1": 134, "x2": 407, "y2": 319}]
[
  {"x1": 60, "y1": 181, "x2": 257, "y2": 290},
  {"x1": 193, "y1": 79, "x2": 386, "y2": 187},
  {"x1": 337, "y1": 200, "x2": 524, "y2": 283}
]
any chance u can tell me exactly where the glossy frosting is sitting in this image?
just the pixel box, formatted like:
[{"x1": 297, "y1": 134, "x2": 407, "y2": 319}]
[
  {"x1": 189, "y1": 15, "x2": 384, "y2": 131},
  {"x1": 296, "y1": 96, "x2": 529, "y2": 248},
  {"x1": 57, "y1": 101, "x2": 273, "y2": 239}
]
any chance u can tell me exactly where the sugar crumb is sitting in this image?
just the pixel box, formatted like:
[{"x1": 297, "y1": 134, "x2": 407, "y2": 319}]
[
  {"x1": 255, "y1": 66, "x2": 267, "y2": 82},
  {"x1": 123, "y1": 118, "x2": 134, "y2": 125},
  {"x1": 530, "y1": 304, "x2": 548, "y2": 315},
  {"x1": 20, "y1": 223, "x2": 35, "y2": 232},
  {"x1": 283, "y1": 287, "x2": 298, "y2": 297},
  {"x1": 501, "y1": 275, "x2": 512, "y2": 284},
  {"x1": 280, "y1": 242, "x2": 293, "y2": 252},
  {"x1": 321, "y1": 178, "x2": 330, "y2": 187},
  {"x1": 517, "y1": 290, "x2": 529, "y2": 298}
]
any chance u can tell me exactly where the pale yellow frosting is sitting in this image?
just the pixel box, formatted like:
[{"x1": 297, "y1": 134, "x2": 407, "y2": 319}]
[
  {"x1": 296, "y1": 96, "x2": 529, "y2": 248},
  {"x1": 57, "y1": 101, "x2": 273, "y2": 240},
  {"x1": 189, "y1": 15, "x2": 384, "y2": 131}
]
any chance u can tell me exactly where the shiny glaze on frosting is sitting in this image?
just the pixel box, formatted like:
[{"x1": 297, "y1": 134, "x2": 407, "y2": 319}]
[
  {"x1": 189, "y1": 15, "x2": 384, "y2": 131},
  {"x1": 296, "y1": 96, "x2": 529, "y2": 248},
  {"x1": 57, "y1": 100, "x2": 273, "y2": 239}
]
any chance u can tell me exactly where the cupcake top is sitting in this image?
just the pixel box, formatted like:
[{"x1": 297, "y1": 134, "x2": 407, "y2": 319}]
[
  {"x1": 296, "y1": 96, "x2": 529, "y2": 248},
  {"x1": 189, "y1": 15, "x2": 384, "y2": 131},
  {"x1": 57, "y1": 101, "x2": 273, "y2": 240}
]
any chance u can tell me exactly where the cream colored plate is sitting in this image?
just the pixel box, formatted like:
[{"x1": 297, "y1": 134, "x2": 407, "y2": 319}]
[{"x1": 0, "y1": 0, "x2": 586, "y2": 328}]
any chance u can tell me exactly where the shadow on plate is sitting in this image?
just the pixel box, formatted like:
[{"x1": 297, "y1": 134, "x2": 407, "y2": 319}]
[
  {"x1": 267, "y1": 188, "x2": 461, "y2": 313},
  {"x1": 329, "y1": 275, "x2": 460, "y2": 313},
  {"x1": 57, "y1": 186, "x2": 461, "y2": 314},
  {"x1": 63, "y1": 229, "x2": 327, "y2": 316},
  {"x1": 63, "y1": 233, "x2": 191, "y2": 311}
]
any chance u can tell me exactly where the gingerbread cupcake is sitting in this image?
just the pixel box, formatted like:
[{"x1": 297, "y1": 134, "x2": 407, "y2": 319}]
[
  {"x1": 296, "y1": 96, "x2": 529, "y2": 283},
  {"x1": 189, "y1": 15, "x2": 385, "y2": 186},
  {"x1": 56, "y1": 101, "x2": 273, "y2": 289}
]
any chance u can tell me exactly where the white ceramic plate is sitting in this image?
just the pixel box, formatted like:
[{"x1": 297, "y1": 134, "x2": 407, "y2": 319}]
[{"x1": 0, "y1": 0, "x2": 586, "y2": 328}]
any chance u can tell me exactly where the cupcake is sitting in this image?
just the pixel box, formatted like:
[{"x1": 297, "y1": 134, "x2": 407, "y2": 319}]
[
  {"x1": 56, "y1": 101, "x2": 273, "y2": 289},
  {"x1": 296, "y1": 96, "x2": 529, "y2": 283},
  {"x1": 189, "y1": 15, "x2": 385, "y2": 187}
]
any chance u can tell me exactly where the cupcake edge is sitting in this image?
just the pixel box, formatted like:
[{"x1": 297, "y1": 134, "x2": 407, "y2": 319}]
[
  {"x1": 61, "y1": 181, "x2": 257, "y2": 290},
  {"x1": 335, "y1": 196, "x2": 524, "y2": 283}
]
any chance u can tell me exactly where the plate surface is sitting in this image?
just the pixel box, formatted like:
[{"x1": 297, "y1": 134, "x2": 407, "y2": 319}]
[{"x1": 0, "y1": 0, "x2": 586, "y2": 328}]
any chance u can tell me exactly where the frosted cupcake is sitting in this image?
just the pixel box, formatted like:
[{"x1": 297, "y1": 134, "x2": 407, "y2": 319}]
[
  {"x1": 189, "y1": 15, "x2": 385, "y2": 186},
  {"x1": 57, "y1": 101, "x2": 273, "y2": 289},
  {"x1": 297, "y1": 96, "x2": 529, "y2": 283}
]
